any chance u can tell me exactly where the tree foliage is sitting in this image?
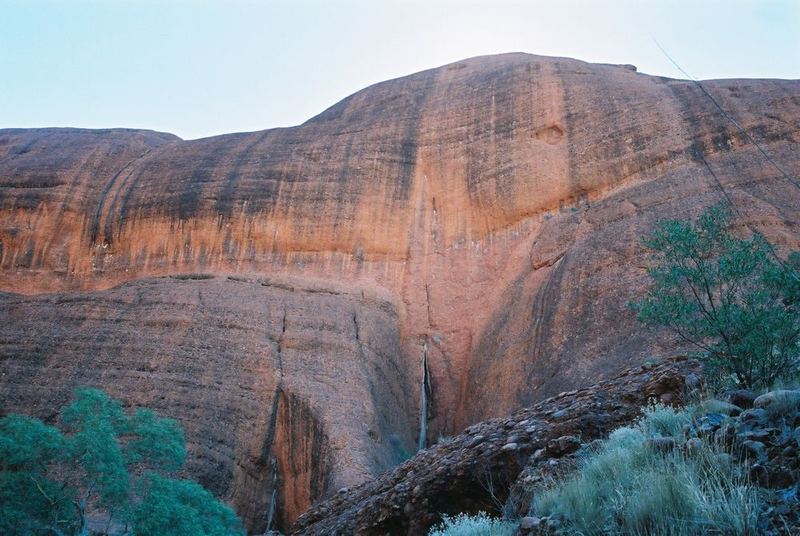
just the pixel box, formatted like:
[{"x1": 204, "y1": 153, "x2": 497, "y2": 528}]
[
  {"x1": 633, "y1": 204, "x2": 800, "y2": 387},
  {"x1": 131, "y1": 473, "x2": 244, "y2": 536},
  {"x1": 0, "y1": 415, "x2": 75, "y2": 535},
  {"x1": 0, "y1": 388, "x2": 243, "y2": 535}
]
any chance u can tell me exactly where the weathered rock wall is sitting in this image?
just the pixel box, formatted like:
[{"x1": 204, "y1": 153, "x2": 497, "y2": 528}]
[
  {"x1": 1, "y1": 53, "x2": 799, "y2": 529},
  {"x1": 0, "y1": 275, "x2": 414, "y2": 532}
]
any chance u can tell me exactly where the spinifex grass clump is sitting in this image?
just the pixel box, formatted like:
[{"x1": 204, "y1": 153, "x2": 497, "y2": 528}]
[
  {"x1": 428, "y1": 512, "x2": 518, "y2": 536},
  {"x1": 532, "y1": 404, "x2": 760, "y2": 535}
]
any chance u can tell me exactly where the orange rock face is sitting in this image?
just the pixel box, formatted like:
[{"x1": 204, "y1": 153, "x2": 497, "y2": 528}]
[{"x1": 1, "y1": 53, "x2": 799, "y2": 531}]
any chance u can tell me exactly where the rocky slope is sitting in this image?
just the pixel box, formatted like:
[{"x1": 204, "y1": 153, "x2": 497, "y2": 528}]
[
  {"x1": 514, "y1": 386, "x2": 800, "y2": 535},
  {"x1": 293, "y1": 360, "x2": 799, "y2": 536},
  {"x1": 292, "y1": 357, "x2": 701, "y2": 534},
  {"x1": 1, "y1": 53, "x2": 799, "y2": 531}
]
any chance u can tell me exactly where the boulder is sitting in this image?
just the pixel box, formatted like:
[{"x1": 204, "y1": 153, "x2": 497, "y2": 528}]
[
  {"x1": 753, "y1": 390, "x2": 800, "y2": 411},
  {"x1": 723, "y1": 389, "x2": 757, "y2": 409}
]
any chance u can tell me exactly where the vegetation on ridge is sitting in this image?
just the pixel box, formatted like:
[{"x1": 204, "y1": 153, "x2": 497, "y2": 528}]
[
  {"x1": 431, "y1": 387, "x2": 800, "y2": 536},
  {"x1": 632, "y1": 204, "x2": 800, "y2": 388},
  {"x1": 531, "y1": 403, "x2": 761, "y2": 535},
  {"x1": 428, "y1": 512, "x2": 517, "y2": 536},
  {"x1": 430, "y1": 207, "x2": 800, "y2": 536}
]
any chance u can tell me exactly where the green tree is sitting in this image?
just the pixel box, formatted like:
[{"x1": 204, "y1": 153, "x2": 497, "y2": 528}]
[
  {"x1": 0, "y1": 415, "x2": 75, "y2": 535},
  {"x1": 0, "y1": 388, "x2": 244, "y2": 536},
  {"x1": 131, "y1": 474, "x2": 244, "y2": 536},
  {"x1": 633, "y1": 204, "x2": 800, "y2": 388}
]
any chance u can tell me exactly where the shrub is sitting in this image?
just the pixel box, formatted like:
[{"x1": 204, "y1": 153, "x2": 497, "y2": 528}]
[
  {"x1": 637, "y1": 402, "x2": 692, "y2": 439},
  {"x1": 0, "y1": 388, "x2": 244, "y2": 536},
  {"x1": 428, "y1": 512, "x2": 517, "y2": 536},
  {"x1": 632, "y1": 204, "x2": 800, "y2": 388},
  {"x1": 531, "y1": 404, "x2": 760, "y2": 535}
]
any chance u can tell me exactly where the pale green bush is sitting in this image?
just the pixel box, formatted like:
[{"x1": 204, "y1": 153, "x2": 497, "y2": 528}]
[
  {"x1": 532, "y1": 404, "x2": 760, "y2": 535},
  {"x1": 428, "y1": 512, "x2": 517, "y2": 536},
  {"x1": 638, "y1": 402, "x2": 693, "y2": 438}
]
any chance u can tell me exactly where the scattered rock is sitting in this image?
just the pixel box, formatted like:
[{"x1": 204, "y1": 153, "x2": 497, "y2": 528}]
[
  {"x1": 684, "y1": 437, "x2": 704, "y2": 453},
  {"x1": 714, "y1": 452, "x2": 733, "y2": 467},
  {"x1": 753, "y1": 390, "x2": 800, "y2": 410},
  {"x1": 519, "y1": 516, "x2": 540, "y2": 530},
  {"x1": 740, "y1": 408, "x2": 768, "y2": 426},
  {"x1": 740, "y1": 440, "x2": 767, "y2": 462},
  {"x1": 696, "y1": 413, "x2": 726, "y2": 435},
  {"x1": 696, "y1": 399, "x2": 741, "y2": 416},
  {"x1": 547, "y1": 435, "x2": 581, "y2": 457},
  {"x1": 736, "y1": 429, "x2": 772, "y2": 442},
  {"x1": 714, "y1": 423, "x2": 737, "y2": 446},
  {"x1": 749, "y1": 463, "x2": 769, "y2": 486},
  {"x1": 659, "y1": 392, "x2": 675, "y2": 404},
  {"x1": 684, "y1": 372, "x2": 702, "y2": 391},
  {"x1": 465, "y1": 435, "x2": 484, "y2": 448},
  {"x1": 723, "y1": 389, "x2": 757, "y2": 409}
]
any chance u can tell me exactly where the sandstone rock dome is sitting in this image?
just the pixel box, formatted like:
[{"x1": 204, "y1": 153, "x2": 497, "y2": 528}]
[{"x1": 1, "y1": 53, "x2": 798, "y2": 532}]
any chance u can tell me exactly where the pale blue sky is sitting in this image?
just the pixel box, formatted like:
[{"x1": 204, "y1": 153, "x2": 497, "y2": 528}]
[{"x1": 1, "y1": 0, "x2": 798, "y2": 140}]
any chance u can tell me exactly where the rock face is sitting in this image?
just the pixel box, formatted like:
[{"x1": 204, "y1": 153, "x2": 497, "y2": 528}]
[
  {"x1": 1, "y1": 53, "x2": 799, "y2": 531},
  {"x1": 0, "y1": 275, "x2": 414, "y2": 529}
]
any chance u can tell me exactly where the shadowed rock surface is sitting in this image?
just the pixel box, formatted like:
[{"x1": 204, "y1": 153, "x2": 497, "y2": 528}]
[
  {"x1": 1, "y1": 53, "x2": 799, "y2": 531},
  {"x1": 0, "y1": 275, "x2": 414, "y2": 530},
  {"x1": 291, "y1": 357, "x2": 700, "y2": 535}
]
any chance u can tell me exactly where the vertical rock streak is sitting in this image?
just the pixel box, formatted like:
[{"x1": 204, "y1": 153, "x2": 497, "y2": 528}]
[{"x1": 418, "y1": 337, "x2": 432, "y2": 451}]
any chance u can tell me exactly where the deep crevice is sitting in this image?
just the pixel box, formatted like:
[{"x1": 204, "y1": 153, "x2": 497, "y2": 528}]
[{"x1": 418, "y1": 337, "x2": 432, "y2": 451}]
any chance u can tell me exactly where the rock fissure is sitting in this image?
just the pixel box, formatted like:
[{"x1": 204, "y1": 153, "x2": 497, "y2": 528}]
[{"x1": 418, "y1": 337, "x2": 432, "y2": 451}]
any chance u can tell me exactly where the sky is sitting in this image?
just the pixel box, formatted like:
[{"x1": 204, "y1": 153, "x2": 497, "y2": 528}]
[{"x1": 1, "y1": 0, "x2": 798, "y2": 140}]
